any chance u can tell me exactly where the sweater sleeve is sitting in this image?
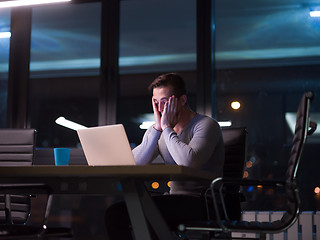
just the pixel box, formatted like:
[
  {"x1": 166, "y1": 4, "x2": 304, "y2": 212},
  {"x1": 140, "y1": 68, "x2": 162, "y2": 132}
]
[
  {"x1": 132, "y1": 126, "x2": 162, "y2": 165},
  {"x1": 162, "y1": 118, "x2": 221, "y2": 168}
]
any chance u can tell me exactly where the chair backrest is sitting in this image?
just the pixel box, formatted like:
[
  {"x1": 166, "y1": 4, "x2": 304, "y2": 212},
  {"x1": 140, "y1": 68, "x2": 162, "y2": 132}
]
[
  {"x1": 286, "y1": 91, "x2": 316, "y2": 183},
  {"x1": 0, "y1": 128, "x2": 36, "y2": 224},
  {"x1": 221, "y1": 127, "x2": 247, "y2": 179},
  {"x1": 279, "y1": 92, "x2": 316, "y2": 226},
  {"x1": 0, "y1": 129, "x2": 36, "y2": 166},
  {"x1": 221, "y1": 127, "x2": 247, "y2": 221}
]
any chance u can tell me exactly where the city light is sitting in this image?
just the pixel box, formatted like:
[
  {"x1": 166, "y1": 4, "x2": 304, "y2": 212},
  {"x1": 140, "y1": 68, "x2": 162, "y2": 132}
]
[
  {"x1": 231, "y1": 101, "x2": 241, "y2": 110},
  {"x1": 0, "y1": 32, "x2": 11, "y2": 38},
  {"x1": 218, "y1": 121, "x2": 232, "y2": 127},
  {"x1": 310, "y1": 10, "x2": 320, "y2": 17},
  {"x1": 139, "y1": 120, "x2": 232, "y2": 129},
  {"x1": 55, "y1": 116, "x2": 87, "y2": 131},
  {"x1": 151, "y1": 182, "x2": 159, "y2": 189},
  {"x1": 0, "y1": 0, "x2": 71, "y2": 9}
]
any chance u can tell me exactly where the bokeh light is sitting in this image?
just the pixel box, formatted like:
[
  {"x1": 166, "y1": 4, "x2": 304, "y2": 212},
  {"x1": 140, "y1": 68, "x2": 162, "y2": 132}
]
[
  {"x1": 151, "y1": 182, "x2": 159, "y2": 189},
  {"x1": 246, "y1": 161, "x2": 253, "y2": 168},
  {"x1": 231, "y1": 101, "x2": 241, "y2": 110}
]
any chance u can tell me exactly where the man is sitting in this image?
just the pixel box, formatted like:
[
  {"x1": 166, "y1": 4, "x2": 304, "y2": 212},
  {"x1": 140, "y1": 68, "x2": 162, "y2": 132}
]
[{"x1": 105, "y1": 73, "x2": 224, "y2": 239}]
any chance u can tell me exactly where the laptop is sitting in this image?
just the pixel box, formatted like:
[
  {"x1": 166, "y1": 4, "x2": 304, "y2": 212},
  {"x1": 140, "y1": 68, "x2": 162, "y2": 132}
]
[{"x1": 77, "y1": 124, "x2": 136, "y2": 166}]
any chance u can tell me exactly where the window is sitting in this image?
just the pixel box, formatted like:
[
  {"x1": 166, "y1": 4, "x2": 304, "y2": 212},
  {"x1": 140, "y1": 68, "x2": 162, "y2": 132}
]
[
  {"x1": 214, "y1": 0, "x2": 320, "y2": 210},
  {"x1": 30, "y1": 2, "x2": 101, "y2": 78},
  {"x1": 0, "y1": 9, "x2": 10, "y2": 128},
  {"x1": 118, "y1": 0, "x2": 197, "y2": 145},
  {"x1": 215, "y1": 0, "x2": 320, "y2": 69},
  {"x1": 29, "y1": 2, "x2": 101, "y2": 147},
  {"x1": 119, "y1": 0, "x2": 196, "y2": 75}
]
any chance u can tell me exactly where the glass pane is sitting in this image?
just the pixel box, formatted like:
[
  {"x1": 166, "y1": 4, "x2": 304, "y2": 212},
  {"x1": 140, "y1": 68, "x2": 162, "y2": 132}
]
[
  {"x1": 214, "y1": 0, "x2": 320, "y2": 211},
  {"x1": 30, "y1": 2, "x2": 101, "y2": 78},
  {"x1": 118, "y1": 0, "x2": 197, "y2": 145},
  {"x1": 29, "y1": 2, "x2": 101, "y2": 147},
  {"x1": 29, "y1": 76, "x2": 100, "y2": 148},
  {"x1": 215, "y1": 0, "x2": 320, "y2": 68},
  {"x1": 0, "y1": 9, "x2": 10, "y2": 128},
  {"x1": 119, "y1": 0, "x2": 196, "y2": 74}
]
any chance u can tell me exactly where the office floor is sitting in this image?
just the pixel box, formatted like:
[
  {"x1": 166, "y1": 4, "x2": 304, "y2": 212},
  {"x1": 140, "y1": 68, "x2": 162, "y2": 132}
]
[
  {"x1": 28, "y1": 195, "x2": 314, "y2": 240},
  {"x1": 30, "y1": 195, "x2": 120, "y2": 240},
  {"x1": 29, "y1": 194, "x2": 206, "y2": 240}
]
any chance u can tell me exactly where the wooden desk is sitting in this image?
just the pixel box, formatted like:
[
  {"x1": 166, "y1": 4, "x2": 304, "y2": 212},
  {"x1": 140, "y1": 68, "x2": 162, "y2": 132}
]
[{"x1": 0, "y1": 165, "x2": 214, "y2": 240}]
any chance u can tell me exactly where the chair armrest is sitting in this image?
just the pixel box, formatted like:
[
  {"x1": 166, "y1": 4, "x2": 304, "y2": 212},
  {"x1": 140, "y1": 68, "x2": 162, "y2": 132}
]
[
  {"x1": 209, "y1": 177, "x2": 291, "y2": 230},
  {"x1": 308, "y1": 121, "x2": 317, "y2": 135},
  {"x1": 212, "y1": 178, "x2": 287, "y2": 188},
  {"x1": 201, "y1": 178, "x2": 247, "y2": 221}
]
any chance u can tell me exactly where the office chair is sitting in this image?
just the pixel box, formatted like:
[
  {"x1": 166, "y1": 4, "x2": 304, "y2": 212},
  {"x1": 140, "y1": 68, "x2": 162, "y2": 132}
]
[
  {"x1": 178, "y1": 91, "x2": 317, "y2": 240},
  {"x1": 0, "y1": 128, "x2": 36, "y2": 225},
  {"x1": 220, "y1": 127, "x2": 247, "y2": 221},
  {"x1": 195, "y1": 127, "x2": 247, "y2": 240},
  {"x1": 0, "y1": 128, "x2": 72, "y2": 239}
]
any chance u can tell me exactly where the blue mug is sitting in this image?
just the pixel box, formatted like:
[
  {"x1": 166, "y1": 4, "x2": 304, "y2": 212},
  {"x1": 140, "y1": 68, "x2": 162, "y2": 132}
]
[{"x1": 54, "y1": 148, "x2": 70, "y2": 166}]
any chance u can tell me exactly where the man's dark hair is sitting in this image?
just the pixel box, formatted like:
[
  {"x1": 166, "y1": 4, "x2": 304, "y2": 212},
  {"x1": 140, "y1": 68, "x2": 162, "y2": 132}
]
[{"x1": 148, "y1": 73, "x2": 187, "y2": 98}]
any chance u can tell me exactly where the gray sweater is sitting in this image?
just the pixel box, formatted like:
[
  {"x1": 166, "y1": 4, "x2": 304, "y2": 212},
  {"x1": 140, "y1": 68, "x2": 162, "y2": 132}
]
[{"x1": 132, "y1": 113, "x2": 224, "y2": 195}]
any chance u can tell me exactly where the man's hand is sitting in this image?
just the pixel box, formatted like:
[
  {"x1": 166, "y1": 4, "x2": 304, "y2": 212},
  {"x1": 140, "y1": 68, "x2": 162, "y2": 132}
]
[
  {"x1": 161, "y1": 96, "x2": 180, "y2": 130},
  {"x1": 152, "y1": 97, "x2": 162, "y2": 131}
]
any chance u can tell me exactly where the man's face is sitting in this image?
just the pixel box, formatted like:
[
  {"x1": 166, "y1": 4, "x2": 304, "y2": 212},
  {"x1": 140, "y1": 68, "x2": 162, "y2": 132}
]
[{"x1": 152, "y1": 87, "x2": 174, "y2": 114}]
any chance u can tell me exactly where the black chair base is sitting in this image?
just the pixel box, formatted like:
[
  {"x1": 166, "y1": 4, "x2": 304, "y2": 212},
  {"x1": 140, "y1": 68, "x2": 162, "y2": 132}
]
[{"x1": 0, "y1": 225, "x2": 72, "y2": 239}]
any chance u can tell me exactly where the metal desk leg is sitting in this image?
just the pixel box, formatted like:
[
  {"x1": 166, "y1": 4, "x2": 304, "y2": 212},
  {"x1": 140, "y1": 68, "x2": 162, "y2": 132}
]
[
  {"x1": 121, "y1": 179, "x2": 174, "y2": 240},
  {"x1": 122, "y1": 179, "x2": 153, "y2": 240},
  {"x1": 137, "y1": 181, "x2": 174, "y2": 240}
]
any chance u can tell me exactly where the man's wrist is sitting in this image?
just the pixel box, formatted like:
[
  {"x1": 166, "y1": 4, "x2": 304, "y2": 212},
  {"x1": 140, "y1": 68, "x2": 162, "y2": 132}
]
[
  {"x1": 162, "y1": 125, "x2": 173, "y2": 131},
  {"x1": 153, "y1": 126, "x2": 162, "y2": 132}
]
